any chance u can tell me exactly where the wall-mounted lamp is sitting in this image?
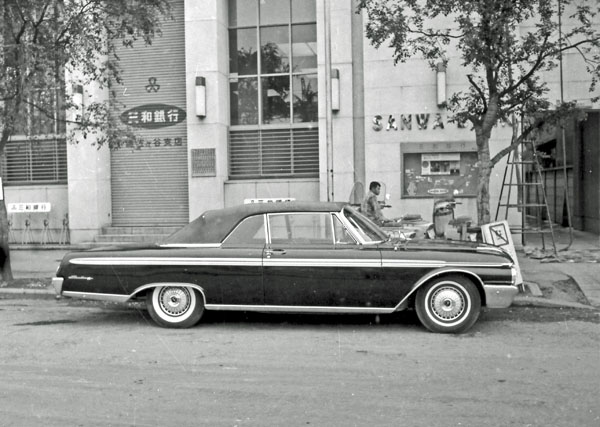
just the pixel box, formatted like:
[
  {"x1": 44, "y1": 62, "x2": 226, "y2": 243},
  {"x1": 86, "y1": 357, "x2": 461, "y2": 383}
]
[
  {"x1": 70, "y1": 84, "x2": 84, "y2": 123},
  {"x1": 436, "y1": 63, "x2": 447, "y2": 108},
  {"x1": 331, "y1": 69, "x2": 340, "y2": 112},
  {"x1": 195, "y1": 76, "x2": 206, "y2": 117}
]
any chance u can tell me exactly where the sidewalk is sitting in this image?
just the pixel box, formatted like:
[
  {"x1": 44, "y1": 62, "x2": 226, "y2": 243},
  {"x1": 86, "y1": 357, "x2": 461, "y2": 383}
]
[
  {"x1": 514, "y1": 226, "x2": 600, "y2": 308},
  {"x1": 1, "y1": 230, "x2": 599, "y2": 308}
]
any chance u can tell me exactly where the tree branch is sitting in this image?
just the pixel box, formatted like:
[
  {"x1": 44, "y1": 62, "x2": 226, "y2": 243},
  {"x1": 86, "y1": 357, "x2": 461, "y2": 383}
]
[{"x1": 467, "y1": 74, "x2": 488, "y2": 112}]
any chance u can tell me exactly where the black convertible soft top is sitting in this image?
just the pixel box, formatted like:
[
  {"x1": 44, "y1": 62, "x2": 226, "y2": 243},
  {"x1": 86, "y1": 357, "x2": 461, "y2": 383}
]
[{"x1": 164, "y1": 201, "x2": 348, "y2": 244}]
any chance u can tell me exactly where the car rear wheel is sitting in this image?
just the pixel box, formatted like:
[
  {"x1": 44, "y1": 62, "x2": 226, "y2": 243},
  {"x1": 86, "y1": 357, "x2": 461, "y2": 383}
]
[
  {"x1": 415, "y1": 275, "x2": 481, "y2": 334},
  {"x1": 146, "y1": 286, "x2": 204, "y2": 328}
]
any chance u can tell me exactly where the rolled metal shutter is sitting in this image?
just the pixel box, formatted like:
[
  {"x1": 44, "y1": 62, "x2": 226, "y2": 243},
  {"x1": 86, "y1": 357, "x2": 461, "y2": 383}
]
[{"x1": 111, "y1": 0, "x2": 188, "y2": 226}]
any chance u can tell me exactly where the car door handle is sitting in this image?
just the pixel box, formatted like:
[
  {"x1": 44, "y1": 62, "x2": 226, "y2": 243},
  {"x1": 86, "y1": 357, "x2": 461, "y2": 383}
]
[{"x1": 265, "y1": 249, "x2": 286, "y2": 258}]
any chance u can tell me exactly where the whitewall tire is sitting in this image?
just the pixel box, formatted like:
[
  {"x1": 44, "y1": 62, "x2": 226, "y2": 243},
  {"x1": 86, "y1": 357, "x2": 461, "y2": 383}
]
[
  {"x1": 146, "y1": 286, "x2": 204, "y2": 328},
  {"x1": 415, "y1": 275, "x2": 481, "y2": 334}
]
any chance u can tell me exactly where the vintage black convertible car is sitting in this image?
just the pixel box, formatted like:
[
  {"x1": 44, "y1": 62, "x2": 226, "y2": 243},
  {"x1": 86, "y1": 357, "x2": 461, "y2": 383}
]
[{"x1": 53, "y1": 201, "x2": 519, "y2": 333}]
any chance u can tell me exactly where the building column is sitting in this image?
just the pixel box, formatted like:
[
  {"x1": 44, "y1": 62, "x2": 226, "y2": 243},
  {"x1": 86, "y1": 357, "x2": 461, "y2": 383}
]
[
  {"x1": 65, "y1": 77, "x2": 111, "y2": 243},
  {"x1": 185, "y1": 0, "x2": 229, "y2": 219}
]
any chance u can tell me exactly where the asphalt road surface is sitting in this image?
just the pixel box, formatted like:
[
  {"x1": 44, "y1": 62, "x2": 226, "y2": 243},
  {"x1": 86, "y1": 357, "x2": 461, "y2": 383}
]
[{"x1": 0, "y1": 298, "x2": 598, "y2": 427}]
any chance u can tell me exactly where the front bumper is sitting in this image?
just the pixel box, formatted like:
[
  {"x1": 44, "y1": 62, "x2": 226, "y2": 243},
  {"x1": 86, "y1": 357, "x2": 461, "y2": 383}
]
[
  {"x1": 52, "y1": 277, "x2": 64, "y2": 295},
  {"x1": 484, "y1": 284, "x2": 519, "y2": 308}
]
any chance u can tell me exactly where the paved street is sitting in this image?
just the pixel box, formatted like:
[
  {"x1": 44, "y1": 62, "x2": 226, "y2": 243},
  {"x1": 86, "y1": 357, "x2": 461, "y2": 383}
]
[{"x1": 0, "y1": 298, "x2": 598, "y2": 427}]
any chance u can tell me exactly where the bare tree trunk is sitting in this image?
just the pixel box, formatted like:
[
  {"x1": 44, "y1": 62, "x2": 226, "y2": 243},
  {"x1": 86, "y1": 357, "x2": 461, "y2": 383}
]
[
  {"x1": 474, "y1": 95, "x2": 500, "y2": 225},
  {"x1": 475, "y1": 139, "x2": 492, "y2": 225},
  {"x1": 0, "y1": 126, "x2": 14, "y2": 282},
  {"x1": 0, "y1": 196, "x2": 13, "y2": 283}
]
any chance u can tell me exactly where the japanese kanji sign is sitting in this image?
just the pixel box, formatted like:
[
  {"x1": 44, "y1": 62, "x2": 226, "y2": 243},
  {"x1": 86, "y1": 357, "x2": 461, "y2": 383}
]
[
  {"x1": 8, "y1": 203, "x2": 51, "y2": 213},
  {"x1": 120, "y1": 104, "x2": 186, "y2": 129}
]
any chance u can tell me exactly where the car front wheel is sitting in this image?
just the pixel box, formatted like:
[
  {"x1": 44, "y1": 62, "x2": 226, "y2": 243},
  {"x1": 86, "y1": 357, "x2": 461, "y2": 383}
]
[
  {"x1": 146, "y1": 286, "x2": 204, "y2": 328},
  {"x1": 415, "y1": 275, "x2": 481, "y2": 334}
]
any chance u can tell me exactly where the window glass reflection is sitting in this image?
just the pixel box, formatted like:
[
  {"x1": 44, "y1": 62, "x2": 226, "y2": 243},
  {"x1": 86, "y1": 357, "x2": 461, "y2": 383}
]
[
  {"x1": 230, "y1": 28, "x2": 257, "y2": 76},
  {"x1": 292, "y1": 24, "x2": 317, "y2": 73},
  {"x1": 260, "y1": 26, "x2": 290, "y2": 74},
  {"x1": 259, "y1": 0, "x2": 290, "y2": 25},
  {"x1": 262, "y1": 76, "x2": 290, "y2": 124},
  {"x1": 292, "y1": 0, "x2": 316, "y2": 22},
  {"x1": 229, "y1": 0, "x2": 256, "y2": 27},
  {"x1": 230, "y1": 77, "x2": 259, "y2": 125},
  {"x1": 292, "y1": 74, "x2": 317, "y2": 123}
]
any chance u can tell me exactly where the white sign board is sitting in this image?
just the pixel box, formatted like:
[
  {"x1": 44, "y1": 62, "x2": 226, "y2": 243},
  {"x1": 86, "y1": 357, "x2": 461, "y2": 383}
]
[
  {"x1": 7, "y1": 203, "x2": 52, "y2": 213},
  {"x1": 480, "y1": 220, "x2": 523, "y2": 286}
]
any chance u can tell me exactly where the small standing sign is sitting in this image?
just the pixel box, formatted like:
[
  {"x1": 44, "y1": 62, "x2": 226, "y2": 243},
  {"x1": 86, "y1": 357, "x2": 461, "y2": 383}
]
[{"x1": 481, "y1": 220, "x2": 523, "y2": 286}]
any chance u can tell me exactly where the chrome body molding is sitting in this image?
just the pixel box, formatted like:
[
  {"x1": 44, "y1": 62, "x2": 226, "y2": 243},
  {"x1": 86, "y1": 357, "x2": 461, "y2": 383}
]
[
  {"x1": 382, "y1": 260, "x2": 512, "y2": 269},
  {"x1": 130, "y1": 283, "x2": 207, "y2": 305},
  {"x1": 483, "y1": 284, "x2": 519, "y2": 308},
  {"x1": 69, "y1": 257, "x2": 263, "y2": 267},
  {"x1": 52, "y1": 277, "x2": 63, "y2": 294},
  {"x1": 204, "y1": 304, "x2": 392, "y2": 314},
  {"x1": 62, "y1": 291, "x2": 130, "y2": 303},
  {"x1": 159, "y1": 243, "x2": 221, "y2": 248},
  {"x1": 67, "y1": 256, "x2": 511, "y2": 270},
  {"x1": 68, "y1": 275, "x2": 93, "y2": 281},
  {"x1": 61, "y1": 282, "x2": 208, "y2": 305}
]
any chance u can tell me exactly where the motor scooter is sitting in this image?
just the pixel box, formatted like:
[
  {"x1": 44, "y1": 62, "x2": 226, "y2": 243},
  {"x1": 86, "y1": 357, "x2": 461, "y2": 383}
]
[{"x1": 425, "y1": 197, "x2": 481, "y2": 241}]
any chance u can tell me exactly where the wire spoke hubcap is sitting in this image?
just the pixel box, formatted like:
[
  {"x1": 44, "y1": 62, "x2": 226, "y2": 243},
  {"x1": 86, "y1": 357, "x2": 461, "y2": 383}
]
[
  {"x1": 430, "y1": 286, "x2": 466, "y2": 321},
  {"x1": 158, "y1": 287, "x2": 191, "y2": 317}
]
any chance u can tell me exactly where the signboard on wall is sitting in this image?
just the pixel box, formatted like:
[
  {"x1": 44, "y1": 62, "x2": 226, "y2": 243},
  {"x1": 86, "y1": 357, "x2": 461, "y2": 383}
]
[
  {"x1": 8, "y1": 203, "x2": 51, "y2": 213},
  {"x1": 402, "y1": 142, "x2": 478, "y2": 198}
]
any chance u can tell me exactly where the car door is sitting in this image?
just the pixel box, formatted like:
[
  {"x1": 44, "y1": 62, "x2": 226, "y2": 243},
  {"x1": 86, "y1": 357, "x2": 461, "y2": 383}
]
[
  {"x1": 262, "y1": 212, "x2": 387, "y2": 309},
  {"x1": 218, "y1": 214, "x2": 266, "y2": 306}
]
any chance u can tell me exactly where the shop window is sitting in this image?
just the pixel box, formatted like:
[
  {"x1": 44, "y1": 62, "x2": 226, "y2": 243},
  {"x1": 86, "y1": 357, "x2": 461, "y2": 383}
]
[
  {"x1": 402, "y1": 151, "x2": 478, "y2": 198},
  {"x1": 228, "y1": 0, "x2": 318, "y2": 179}
]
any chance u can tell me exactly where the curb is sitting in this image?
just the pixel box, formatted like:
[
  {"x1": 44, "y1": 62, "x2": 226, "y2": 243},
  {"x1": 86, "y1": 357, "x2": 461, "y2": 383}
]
[
  {"x1": 0, "y1": 287, "x2": 56, "y2": 299},
  {"x1": 513, "y1": 295, "x2": 596, "y2": 310}
]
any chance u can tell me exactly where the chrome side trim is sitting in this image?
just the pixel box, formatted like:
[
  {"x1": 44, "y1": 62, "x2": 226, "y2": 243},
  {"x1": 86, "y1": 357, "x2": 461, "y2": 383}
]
[
  {"x1": 69, "y1": 257, "x2": 262, "y2": 267},
  {"x1": 52, "y1": 277, "x2": 63, "y2": 295},
  {"x1": 263, "y1": 259, "x2": 381, "y2": 268},
  {"x1": 62, "y1": 283, "x2": 208, "y2": 305},
  {"x1": 204, "y1": 304, "x2": 394, "y2": 314},
  {"x1": 62, "y1": 291, "x2": 129, "y2": 303},
  {"x1": 483, "y1": 284, "x2": 519, "y2": 308},
  {"x1": 130, "y1": 283, "x2": 207, "y2": 306},
  {"x1": 382, "y1": 260, "x2": 512, "y2": 269},
  {"x1": 159, "y1": 243, "x2": 221, "y2": 248},
  {"x1": 68, "y1": 256, "x2": 511, "y2": 270},
  {"x1": 393, "y1": 268, "x2": 486, "y2": 311}
]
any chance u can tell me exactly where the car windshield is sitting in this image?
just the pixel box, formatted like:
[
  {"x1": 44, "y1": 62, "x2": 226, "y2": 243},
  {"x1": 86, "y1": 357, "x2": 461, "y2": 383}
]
[{"x1": 342, "y1": 206, "x2": 388, "y2": 243}]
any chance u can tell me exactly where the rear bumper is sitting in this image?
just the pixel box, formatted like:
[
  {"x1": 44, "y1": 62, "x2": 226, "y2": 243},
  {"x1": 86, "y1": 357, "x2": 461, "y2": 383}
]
[
  {"x1": 52, "y1": 277, "x2": 63, "y2": 295},
  {"x1": 484, "y1": 284, "x2": 519, "y2": 308}
]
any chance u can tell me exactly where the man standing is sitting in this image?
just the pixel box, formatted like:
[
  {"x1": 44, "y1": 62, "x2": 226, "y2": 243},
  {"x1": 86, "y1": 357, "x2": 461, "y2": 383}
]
[{"x1": 361, "y1": 181, "x2": 387, "y2": 225}]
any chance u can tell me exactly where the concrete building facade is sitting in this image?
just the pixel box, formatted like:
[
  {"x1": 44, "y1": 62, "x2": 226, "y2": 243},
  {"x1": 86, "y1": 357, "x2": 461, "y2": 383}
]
[{"x1": 3, "y1": 0, "x2": 598, "y2": 244}]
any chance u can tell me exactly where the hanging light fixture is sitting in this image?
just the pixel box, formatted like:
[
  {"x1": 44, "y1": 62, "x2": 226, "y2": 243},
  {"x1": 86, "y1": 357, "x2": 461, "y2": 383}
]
[
  {"x1": 436, "y1": 63, "x2": 447, "y2": 108},
  {"x1": 331, "y1": 69, "x2": 340, "y2": 111},
  {"x1": 195, "y1": 76, "x2": 206, "y2": 117}
]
